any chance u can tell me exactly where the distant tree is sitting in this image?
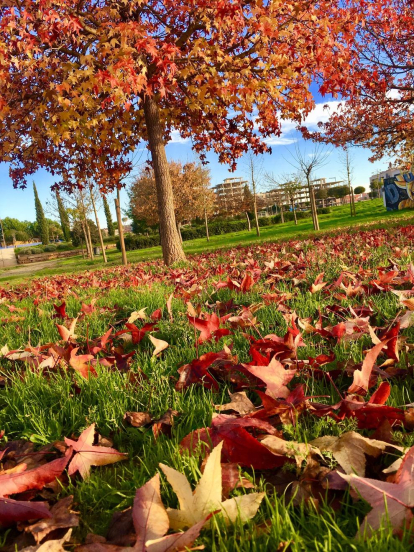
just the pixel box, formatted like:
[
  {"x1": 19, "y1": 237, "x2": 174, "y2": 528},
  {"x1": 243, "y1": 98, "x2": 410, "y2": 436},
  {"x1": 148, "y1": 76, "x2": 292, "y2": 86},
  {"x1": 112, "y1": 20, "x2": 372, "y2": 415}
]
[
  {"x1": 354, "y1": 186, "x2": 366, "y2": 194},
  {"x1": 330, "y1": 185, "x2": 350, "y2": 203},
  {"x1": 281, "y1": 175, "x2": 303, "y2": 225},
  {"x1": 241, "y1": 184, "x2": 254, "y2": 231},
  {"x1": 103, "y1": 195, "x2": 115, "y2": 236},
  {"x1": 33, "y1": 182, "x2": 49, "y2": 245},
  {"x1": 71, "y1": 219, "x2": 99, "y2": 248},
  {"x1": 129, "y1": 161, "x2": 214, "y2": 238},
  {"x1": 315, "y1": 187, "x2": 328, "y2": 207},
  {"x1": 370, "y1": 178, "x2": 382, "y2": 198},
  {"x1": 56, "y1": 191, "x2": 71, "y2": 242}
]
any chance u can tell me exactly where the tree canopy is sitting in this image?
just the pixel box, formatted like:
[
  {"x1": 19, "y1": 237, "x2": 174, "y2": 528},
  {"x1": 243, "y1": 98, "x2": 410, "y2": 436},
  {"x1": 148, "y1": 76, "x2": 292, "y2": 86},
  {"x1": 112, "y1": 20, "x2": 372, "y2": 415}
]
[{"x1": 129, "y1": 161, "x2": 213, "y2": 226}]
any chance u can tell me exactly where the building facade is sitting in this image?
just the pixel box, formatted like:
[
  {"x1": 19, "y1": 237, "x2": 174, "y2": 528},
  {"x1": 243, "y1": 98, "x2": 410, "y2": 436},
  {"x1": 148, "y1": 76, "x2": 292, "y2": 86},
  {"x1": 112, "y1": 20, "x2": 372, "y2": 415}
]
[{"x1": 213, "y1": 177, "x2": 248, "y2": 213}]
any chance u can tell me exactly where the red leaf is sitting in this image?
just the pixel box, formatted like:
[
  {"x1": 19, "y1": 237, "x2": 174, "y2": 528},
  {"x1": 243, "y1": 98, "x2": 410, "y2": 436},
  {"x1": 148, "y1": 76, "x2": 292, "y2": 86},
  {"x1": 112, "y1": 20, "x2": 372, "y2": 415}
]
[{"x1": 0, "y1": 498, "x2": 51, "y2": 526}]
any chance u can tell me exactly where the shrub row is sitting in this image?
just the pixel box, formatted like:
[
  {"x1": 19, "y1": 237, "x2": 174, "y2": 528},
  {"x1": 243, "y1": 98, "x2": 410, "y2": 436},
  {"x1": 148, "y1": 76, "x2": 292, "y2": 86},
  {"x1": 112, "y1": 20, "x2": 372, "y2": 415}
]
[
  {"x1": 117, "y1": 208, "x2": 331, "y2": 252},
  {"x1": 16, "y1": 243, "x2": 76, "y2": 256}
]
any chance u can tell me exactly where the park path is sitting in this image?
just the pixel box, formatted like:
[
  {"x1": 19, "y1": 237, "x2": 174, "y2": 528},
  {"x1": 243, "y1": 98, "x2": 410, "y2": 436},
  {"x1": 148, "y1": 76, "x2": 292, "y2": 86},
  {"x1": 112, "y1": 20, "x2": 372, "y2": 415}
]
[{"x1": 0, "y1": 247, "x2": 17, "y2": 269}]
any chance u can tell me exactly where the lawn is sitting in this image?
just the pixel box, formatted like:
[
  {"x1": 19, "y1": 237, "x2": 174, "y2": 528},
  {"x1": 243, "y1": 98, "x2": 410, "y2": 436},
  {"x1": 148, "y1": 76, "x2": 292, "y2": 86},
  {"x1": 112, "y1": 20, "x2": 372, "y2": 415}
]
[
  {"x1": 0, "y1": 222, "x2": 413, "y2": 551},
  {"x1": 2, "y1": 199, "x2": 414, "y2": 285}
]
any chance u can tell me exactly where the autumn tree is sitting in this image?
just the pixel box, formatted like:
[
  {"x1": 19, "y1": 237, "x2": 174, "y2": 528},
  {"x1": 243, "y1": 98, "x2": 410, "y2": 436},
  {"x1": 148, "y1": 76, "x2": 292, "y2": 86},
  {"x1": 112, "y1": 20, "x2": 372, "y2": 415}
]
[
  {"x1": 33, "y1": 183, "x2": 49, "y2": 245},
  {"x1": 56, "y1": 191, "x2": 71, "y2": 242},
  {"x1": 103, "y1": 196, "x2": 115, "y2": 237},
  {"x1": 305, "y1": 1, "x2": 414, "y2": 165},
  {"x1": 0, "y1": 2, "x2": 355, "y2": 265},
  {"x1": 129, "y1": 161, "x2": 213, "y2": 238}
]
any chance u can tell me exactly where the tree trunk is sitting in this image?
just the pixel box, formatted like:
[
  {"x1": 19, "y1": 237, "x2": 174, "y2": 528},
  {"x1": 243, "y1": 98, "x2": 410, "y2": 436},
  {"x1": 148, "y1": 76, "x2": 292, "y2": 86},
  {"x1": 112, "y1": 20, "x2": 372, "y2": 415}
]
[
  {"x1": 204, "y1": 208, "x2": 210, "y2": 242},
  {"x1": 85, "y1": 220, "x2": 94, "y2": 258},
  {"x1": 143, "y1": 96, "x2": 186, "y2": 265},
  {"x1": 176, "y1": 220, "x2": 183, "y2": 243},
  {"x1": 90, "y1": 187, "x2": 107, "y2": 263},
  {"x1": 245, "y1": 212, "x2": 251, "y2": 231},
  {"x1": 280, "y1": 203, "x2": 284, "y2": 224},
  {"x1": 292, "y1": 200, "x2": 297, "y2": 225},
  {"x1": 310, "y1": 187, "x2": 320, "y2": 231},
  {"x1": 115, "y1": 192, "x2": 128, "y2": 266},
  {"x1": 82, "y1": 221, "x2": 92, "y2": 259}
]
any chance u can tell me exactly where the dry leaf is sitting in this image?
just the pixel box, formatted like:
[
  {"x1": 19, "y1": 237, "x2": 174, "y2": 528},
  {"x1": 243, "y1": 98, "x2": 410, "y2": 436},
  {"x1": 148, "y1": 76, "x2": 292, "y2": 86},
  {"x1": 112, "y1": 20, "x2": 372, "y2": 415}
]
[
  {"x1": 215, "y1": 391, "x2": 255, "y2": 416},
  {"x1": 159, "y1": 441, "x2": 264, "y2": 530},
  {"x1": 149, "y1": 335, "x2": 169, "y2": 357}
]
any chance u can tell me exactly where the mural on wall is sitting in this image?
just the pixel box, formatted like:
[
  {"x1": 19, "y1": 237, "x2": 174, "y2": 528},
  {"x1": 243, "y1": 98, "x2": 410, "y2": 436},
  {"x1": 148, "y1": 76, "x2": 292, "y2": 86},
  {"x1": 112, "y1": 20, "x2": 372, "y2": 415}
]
[{"x1": 383, "y1": 171, "x2": 414, "y2": 211}]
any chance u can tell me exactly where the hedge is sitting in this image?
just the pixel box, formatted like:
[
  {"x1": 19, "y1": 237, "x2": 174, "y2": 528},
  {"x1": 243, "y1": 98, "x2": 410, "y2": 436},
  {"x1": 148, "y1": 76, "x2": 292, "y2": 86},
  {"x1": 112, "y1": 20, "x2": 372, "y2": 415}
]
[{"x1": 117, "y1": 209, "x2": 333, "y2": 252}]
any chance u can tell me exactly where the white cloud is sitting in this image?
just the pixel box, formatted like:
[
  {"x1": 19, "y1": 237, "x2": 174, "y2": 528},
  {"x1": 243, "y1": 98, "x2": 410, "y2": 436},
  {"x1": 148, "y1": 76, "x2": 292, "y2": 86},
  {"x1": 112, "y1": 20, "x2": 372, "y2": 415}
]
[
  {"x1": 262, "y1": 100, "x2": 342, "y2": 146},
  {"x1": 264, "y1": 136, "x2": 297, "y2": 146},
  {"x1": 169, "y1": 130, "x2": 190, "y2": 144}
]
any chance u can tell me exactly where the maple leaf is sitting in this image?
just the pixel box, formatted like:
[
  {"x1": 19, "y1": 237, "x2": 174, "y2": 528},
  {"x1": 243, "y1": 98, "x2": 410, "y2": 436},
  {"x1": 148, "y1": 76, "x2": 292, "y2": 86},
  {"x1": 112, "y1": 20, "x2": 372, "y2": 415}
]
[
  {"x1": 53, "y1": 302, "x2": 67, "y2": 319},
  {"x1": 311, "y1": 431, "x2": 402, "y2": 476},
  {"x1": 69, "y1": 348, "x2": 96, "y2": 378},
  {"x1": 160, "y1": 441, "x2": 265, "y2": 530},
  {"x1": 56, "y1": 318, "x2": 78, "y2": 342},
  {"x1": 243, "y1": 357, "x2": 296, "y2": 399},
  {"x1": 65, "y1": 424, "x2": 127, "y2": 479},
  {"x1": 339, "y1": 446, "x2": 414, "y2": 536},
  {"x1": 0, "y1": 499, "x2": 51, "y2": 526},
  {"x1": 215, "y1": 391, "x2": 256, "y2": 416},
  {"x1": 310, "y1": 273, "x2": 327, "y2": 293},
  {"x1": 149, "y1": 335, "x2": 169, "y2": 356},
  {"x1": 187, "y1": 312, "x2": 231, "y2": 344},
  {"x1": 348, "y1": 340, "x2": 390, "y2": 395},
  {"x1": 25, "y1": 496, "x2": 79, "y2": 544},
  {"x1": 21, "y1": 529, "x2": 72, "y2": 551},
  {"x1": 0, "y1": 448, "x2": 72, "y2": 497},
  {"x1": 260, "y1": 436, "x2": 321, "y2": 470}
]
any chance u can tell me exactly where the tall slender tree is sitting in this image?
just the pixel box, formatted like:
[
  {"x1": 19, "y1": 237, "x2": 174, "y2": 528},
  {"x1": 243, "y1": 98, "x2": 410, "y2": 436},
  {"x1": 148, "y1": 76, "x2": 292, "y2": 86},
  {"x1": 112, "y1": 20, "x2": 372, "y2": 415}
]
[
  {"x1": 56, "y1": 191, "x2": 71, "y2": 242},
  {"x1": 33, "y1": 183, "x2": 49, "y2": 245},
  {"x1": 103, "y1": 196, "x2": 115, "y2": 237}
]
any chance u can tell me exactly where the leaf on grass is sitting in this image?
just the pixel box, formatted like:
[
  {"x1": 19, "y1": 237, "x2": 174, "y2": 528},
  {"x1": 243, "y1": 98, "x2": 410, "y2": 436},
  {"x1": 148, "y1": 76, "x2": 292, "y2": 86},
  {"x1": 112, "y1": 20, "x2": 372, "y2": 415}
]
[
  {"x1": 20, "y1": 528, "x2": 72, "y2": 552},
  {"x1": 0, "y1": 498, "x2": 51, "y2": 526},
  {"x1": 57, "y1": 318, "x2": 78, "y2": 342},
  {"x1": 149, "y1": 335, "x2": 169, "y2": 357},
  {"x1": 25, "y1": 496, "x2": 79, "y2": 544},
  {"x1": 215, "y1": 391, "x2": 256, "y2": 416},
  {"x1": 260, "y1": 436, "x2": 321, "y2": 470},
  {"x1": 348, "y1": 340, "x2": 389, "y2": 395},
  {"x1": 339, "y1": 446, "x2": 414, "y2": 536},
  {"x1": 69, "y1": 348, "x2": 95, "y2": 378},
  {"x1": 0, "y1": 447, "x2": 72, "y2": 497},
  {"x1": 311, "y1": 431, "x2": 403, "y2": 476},
  {"x1": 160, "y1": 441, "x2": 265, "y2": 530},
  {"x1": 133, "y1": 473, "x2": 169, "y2": 551},
  {"x1": 124, "y1": 412, "x2": 152, "y2": 428},
  {"x1": 243, "y1": 357, "x2": 296, "y2": 399},
  {"x1": 128, "y1": 308, "x2": 147, "y2": 324},
  {"x1": 65, "y1": 424, "x2": 127, "y2": 479}
]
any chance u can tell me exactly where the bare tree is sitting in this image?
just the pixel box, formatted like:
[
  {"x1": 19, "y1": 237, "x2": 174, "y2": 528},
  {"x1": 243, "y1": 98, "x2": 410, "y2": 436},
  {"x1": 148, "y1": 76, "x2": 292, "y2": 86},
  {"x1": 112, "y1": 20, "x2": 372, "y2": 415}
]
[
  {"x1": 245, "y1": 152, "x2": 263, "y2": 237},
  {"x1": 286, "y1": 144, "x2": 331, "y2": 231},
  {"x1": 340, "y1": 147, "x2": 356, "y2": 216}
]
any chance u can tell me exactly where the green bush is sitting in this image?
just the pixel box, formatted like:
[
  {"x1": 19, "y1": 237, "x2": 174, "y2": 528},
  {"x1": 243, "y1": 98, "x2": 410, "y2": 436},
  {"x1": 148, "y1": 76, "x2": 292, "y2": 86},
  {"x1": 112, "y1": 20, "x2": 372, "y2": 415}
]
[
  {"x1": 44, "y1": 244, "x2": 57, "y2": 252},
  {"x1": 318, "y1": 207, "x2": 331, "y2": 214},
  {"x1": 118, "y1": 234, "x2": 161, "y2": 251}
]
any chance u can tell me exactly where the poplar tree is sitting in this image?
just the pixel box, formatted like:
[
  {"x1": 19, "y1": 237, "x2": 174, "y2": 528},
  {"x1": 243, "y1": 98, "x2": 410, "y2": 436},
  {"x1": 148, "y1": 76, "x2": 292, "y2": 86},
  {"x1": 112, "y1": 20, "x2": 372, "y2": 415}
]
[
  {"x1": 33, "y1": 182, "x2": 49, "y2": 245},
  {"x1": 56, "y1": 191, "x2": 71, "y2": 242},
  {"x1": 103, "y1": 196, "x2": 115, "y2": 237}
]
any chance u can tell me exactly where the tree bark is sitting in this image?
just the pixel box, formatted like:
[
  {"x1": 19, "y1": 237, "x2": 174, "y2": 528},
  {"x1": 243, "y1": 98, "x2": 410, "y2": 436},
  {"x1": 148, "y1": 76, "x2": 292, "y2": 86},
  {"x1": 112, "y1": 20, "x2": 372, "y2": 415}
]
[
  {"x1": 245, "y1": 212, "x2": 251, "y2": 231},
  {"x1": 85, "y1": 220, "x2": 94, "y2": 258},
  {"x1": 280, "y1": 203, "x2": 284, "y2": 224},
  {"x1": 81, "y1": 221, "x2": 92, "y2": 259},
  {"x1": 310, "y1": 187, "x2": 320, "y2": 230},
  {"x1": 176, "y1": 220, "x2": 183, "y2": 243},
  {"x1": 115, "y1": 193, "x2": 128, "y2": 266},
  {"x1": 143, "y1": 96, "x2": 186, "y2": 265},
  {"x1": 90, "y1": 187, "x2": 107, "y2": 263},
  {"x1": 204, "y1": 208, "x2": 210, "y2": 242}
]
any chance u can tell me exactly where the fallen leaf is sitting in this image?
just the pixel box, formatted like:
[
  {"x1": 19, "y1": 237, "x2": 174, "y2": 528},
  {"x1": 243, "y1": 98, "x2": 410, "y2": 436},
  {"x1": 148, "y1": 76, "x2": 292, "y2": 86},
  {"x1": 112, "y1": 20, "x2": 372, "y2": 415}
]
[
  {"x1": 25, "y1": 496, "x2": 79, "y2": 544},
  {"x1": 65, "y1": 424, "x2": 127, "y2": 479},
  {"x1": 149, "y1": 335, "x2": 169, "y2": 357},
  {"x1": 160, "y1": 441, "x2": 265, "y2": 530},
  {"x1": 215, "y1": 391, "x2": 255, "y2": 416}
]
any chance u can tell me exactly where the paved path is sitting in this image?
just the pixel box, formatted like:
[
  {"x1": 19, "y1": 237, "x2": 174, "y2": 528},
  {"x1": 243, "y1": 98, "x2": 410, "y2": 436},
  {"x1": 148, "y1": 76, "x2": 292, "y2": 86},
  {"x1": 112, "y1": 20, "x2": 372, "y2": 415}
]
[{"x1": 0, "y1": 248, "x2": 17, "y2": 269}]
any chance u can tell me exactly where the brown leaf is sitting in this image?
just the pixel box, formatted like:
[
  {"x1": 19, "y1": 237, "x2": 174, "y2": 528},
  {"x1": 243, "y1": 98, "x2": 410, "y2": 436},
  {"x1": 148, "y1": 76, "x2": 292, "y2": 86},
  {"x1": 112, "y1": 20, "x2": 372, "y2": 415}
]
[
  {"x1": 124, "y1": 412, "x2": 153, "y2": 428},
  {"x1": 215, "y1": 391, "x2": 255, "y2": 416},
  {"x1": 25, "y1": 496, "x2": 79, "y2": 544}
]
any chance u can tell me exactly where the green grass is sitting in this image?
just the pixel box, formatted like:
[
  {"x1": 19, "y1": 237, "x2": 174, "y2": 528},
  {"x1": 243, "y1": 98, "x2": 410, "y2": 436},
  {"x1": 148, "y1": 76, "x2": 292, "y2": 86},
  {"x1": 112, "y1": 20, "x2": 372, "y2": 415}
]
[
  {"x1": 1, "y1": 222, "x2": 414, "y2": 550},
  {"x1": 2, "y1": 199, "x2": 413, "y2": 286}
]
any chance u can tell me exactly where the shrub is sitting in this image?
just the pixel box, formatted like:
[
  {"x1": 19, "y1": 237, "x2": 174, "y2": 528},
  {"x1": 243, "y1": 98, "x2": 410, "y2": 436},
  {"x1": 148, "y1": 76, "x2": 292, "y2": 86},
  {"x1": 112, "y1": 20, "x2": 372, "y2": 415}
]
[
  {"x1": 117, "y1": 234, "x2": 161, "y2": 251},
  {"x1": 317, "y1": 207, "x2": 331, "y2": 214},
  {"x1": 56, "y1": 243, "x2": 75, "y2": 251},
  {"x1": 44, "y1": 244, "x2": 57, "y2": 252}
]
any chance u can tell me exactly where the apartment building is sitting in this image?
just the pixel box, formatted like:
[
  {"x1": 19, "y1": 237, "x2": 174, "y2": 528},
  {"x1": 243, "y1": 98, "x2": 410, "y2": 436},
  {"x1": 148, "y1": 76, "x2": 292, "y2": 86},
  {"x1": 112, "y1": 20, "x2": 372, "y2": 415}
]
[{"x1": 213, "y1": 177, "x2": 248, "y2": 212}]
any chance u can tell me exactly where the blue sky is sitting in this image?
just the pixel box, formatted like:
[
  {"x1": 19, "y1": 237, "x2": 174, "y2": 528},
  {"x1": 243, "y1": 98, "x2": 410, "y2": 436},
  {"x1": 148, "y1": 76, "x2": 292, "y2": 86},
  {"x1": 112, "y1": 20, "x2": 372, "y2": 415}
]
[{"x1": 0, "y1": 99, "x2": 393, "y2": 225}]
